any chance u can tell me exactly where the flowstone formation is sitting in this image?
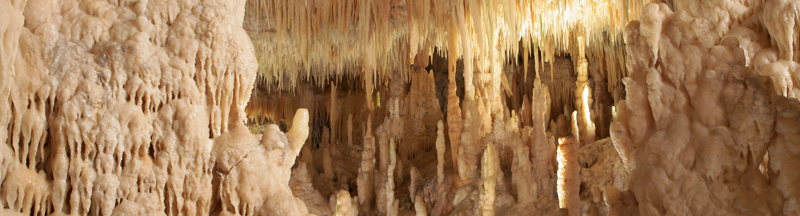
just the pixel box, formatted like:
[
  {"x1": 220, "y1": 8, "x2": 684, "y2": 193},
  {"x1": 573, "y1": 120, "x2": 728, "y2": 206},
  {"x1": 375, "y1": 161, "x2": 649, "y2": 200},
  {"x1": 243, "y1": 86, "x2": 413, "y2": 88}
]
[
  {"x1": 610, "y1": 2, "x2": 800, "y2": 215},
  {"x1": 0, "y1": 0, "x2": 311, "y2": 215}
]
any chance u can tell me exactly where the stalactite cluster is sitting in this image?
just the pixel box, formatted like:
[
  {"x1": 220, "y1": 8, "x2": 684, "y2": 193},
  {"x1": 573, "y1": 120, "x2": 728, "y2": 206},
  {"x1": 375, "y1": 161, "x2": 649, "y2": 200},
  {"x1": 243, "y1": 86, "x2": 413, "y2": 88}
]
[{"x1": 244, "y1": 0, "x2": 651, "y2": 91}]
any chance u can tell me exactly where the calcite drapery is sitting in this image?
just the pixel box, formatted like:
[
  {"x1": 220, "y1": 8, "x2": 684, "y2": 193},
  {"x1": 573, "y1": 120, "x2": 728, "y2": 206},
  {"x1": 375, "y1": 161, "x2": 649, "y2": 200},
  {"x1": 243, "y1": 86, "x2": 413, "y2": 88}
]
[{"x1": 0, "y1": 0, "x2": 316, "y2": 215}]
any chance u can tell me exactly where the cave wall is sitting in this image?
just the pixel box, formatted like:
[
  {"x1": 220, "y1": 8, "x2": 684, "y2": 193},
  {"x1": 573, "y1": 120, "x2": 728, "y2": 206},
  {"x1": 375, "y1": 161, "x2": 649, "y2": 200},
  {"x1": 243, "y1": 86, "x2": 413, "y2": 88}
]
[
  {"x1": 0, "y1": 0, "x2": 312, "y2": 215},
  {"x1": 609, "y1": 2, "x2": 800, "y2": 215}
]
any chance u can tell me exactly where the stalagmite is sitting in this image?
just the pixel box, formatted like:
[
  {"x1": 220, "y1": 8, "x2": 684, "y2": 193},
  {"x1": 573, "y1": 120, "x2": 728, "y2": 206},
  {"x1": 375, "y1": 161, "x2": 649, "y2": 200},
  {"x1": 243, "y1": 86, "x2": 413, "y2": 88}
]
[
  {"x1": 287, "y1": 109, "x2": 311, "y2": 154},
  {"x1": 572, "y1": 111, "x2": 581, "y2": 143},
  {"x1": 357, "y1": 116, "x2": 376, "y2": 207},
  {"x1": 384, "y1": 139, "x2": 399, "y2": 216},
  {"x1": 481, "y1": 142, "x2": 499, "y2": 216},
  {"x1": 414, "y1": 195, "x2": 427, "y2": 216},
  {"x1": 330, "y1": 82, "x2": 338, "y2": 147},
  {"x1": 512, "y1": 133, "x2": 536, "y2": 207},
  {"x1": 347, "y1": 114, "x2": 353, "y2": 146},
  {"x1": 447, "y1": 29, "x2": 464, "y2": 174},
  {"x1": 378, "y1": 128, "x2": 390, "y2": 176},
  {"x1": 332, "y1": 190, "x2": 357, "y2": 216},
  {"x1": 557, "y1": 136, "x2": 580, "y2": 216},
  {"x1": 409, "y1": 166, "x2": 421, "y2": 201},
  {"x1": 435, "y1": 120, "x2": 446, "y2": 185},
  {"x1": 457, "y1": 105, "x2": 482, "y2": 183},
  {"x1": 576, "y1": 33, "x2": 596, "y2": 145},
  {"x1": 323, "y1": 147, "x2": 335, "y2": 179},
  {"x1": 530, "y1": 78, "x2": 556, "y2": 199},
  {"x1": 395, "y1": 155, "x2": 404, "y2": 186}
]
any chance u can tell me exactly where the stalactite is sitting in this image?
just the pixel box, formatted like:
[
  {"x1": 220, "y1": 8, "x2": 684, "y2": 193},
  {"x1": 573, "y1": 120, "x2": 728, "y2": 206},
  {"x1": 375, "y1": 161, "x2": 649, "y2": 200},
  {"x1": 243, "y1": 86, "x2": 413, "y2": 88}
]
[
  {"x1": 245, "y1": 0, "x2": 652, "y2": 92},
  {"x1": 330, "y1": 82, "x2": 338, "y2": 147},
  {"x1": 347, "y1": 114, "x2": 353, "y2": 146},
  {"x1": 457, "y1": 1, "x2": 475, "y2": 101}
]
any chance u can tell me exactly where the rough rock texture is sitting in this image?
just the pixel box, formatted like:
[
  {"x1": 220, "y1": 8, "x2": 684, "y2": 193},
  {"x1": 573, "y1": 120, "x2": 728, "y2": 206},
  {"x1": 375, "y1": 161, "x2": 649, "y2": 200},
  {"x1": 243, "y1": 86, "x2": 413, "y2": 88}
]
[
  {"x1": 399, "y1": 68, "x2": 443, "y2": 161},
  {"x1": 356, "y1": 115, "x2": 376, "y2": 209},
  {"x1": 577, "y1": 138, "x2": 628, "y2": 215},
  {"x1": 212, "y1": 110, "x2": 310, "y2": 215},
  {"x1": 557, "y1": 136, "x2": 580, "y2": 216},
  {"x1": 610, "y1": 3, "x2": 800, "y2": 215},
  {"x1": 290, "y1": 162, "x2": 332, "y2": 216},
  {"x1": 0, "y1": 0, "x2": 313, "y2": 215}
]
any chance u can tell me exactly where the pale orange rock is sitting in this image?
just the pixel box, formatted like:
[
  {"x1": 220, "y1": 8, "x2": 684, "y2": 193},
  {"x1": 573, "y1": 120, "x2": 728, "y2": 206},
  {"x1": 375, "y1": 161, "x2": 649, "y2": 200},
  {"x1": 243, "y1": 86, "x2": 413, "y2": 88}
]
[
  {"x1": 357, "y1": 116, "x2": 376, "y2": 207},
  {"x1": 291, "y1": 162, "x2": 332, "y2": 216},
  {"x1": 1, "y1": 0, "x2": 261, "y2": 214},
  {"x1": 435, "y1": 120, "x2": 446, "y2": 185},
  {"x1": 530, "y1": 78, "x2": 556, "y2": 198},
  {"x1": 557, "y1": 136, "x2": 580, "y2": 216},
  {"x1": 608, "y1": 3, "x2": 800, "y2": 215},
  {"x1": 481, "y1": 142, "x2": 499, "y2": 216},
  {"x1": 332, "y1": 190, "x2": 357, "y2": 216}
]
